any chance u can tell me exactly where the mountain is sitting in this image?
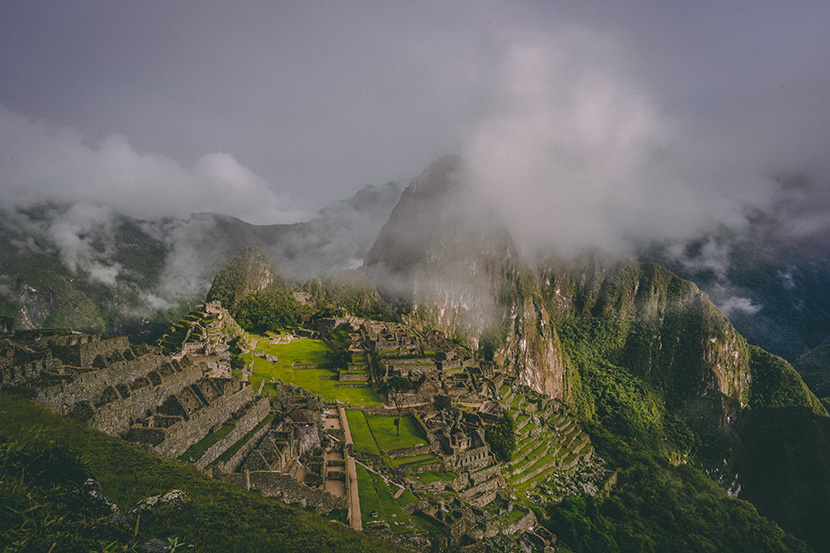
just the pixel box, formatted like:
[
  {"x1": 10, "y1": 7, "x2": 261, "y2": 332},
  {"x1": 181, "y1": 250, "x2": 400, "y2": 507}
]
[
  {"x1": 639, "y1": 225, "x2": 830, "y2": 365},
  {"x1": 302, "y1": 269, "x2": 398, "y2": 322},
  {"x1": 795, "y1": 341, "x2": 830, "y2": 401},
  {"x1": 0, "y1": 181, "x2": 402, "y2": 341},
  {"x1": 363, "y1": 156, "x2": 830, "y2": 549},
  {"x1": 365, "y1": 155, "x2": 519, "y2": 340},
  {"x1": 206, "y1": 247, "x2": 288, "y2": 312}
]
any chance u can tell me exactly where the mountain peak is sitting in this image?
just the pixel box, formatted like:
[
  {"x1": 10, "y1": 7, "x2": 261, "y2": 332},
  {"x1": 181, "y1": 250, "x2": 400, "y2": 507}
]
[{"x1": 205, "y1": 246, "x2": 287, "y2": 312}]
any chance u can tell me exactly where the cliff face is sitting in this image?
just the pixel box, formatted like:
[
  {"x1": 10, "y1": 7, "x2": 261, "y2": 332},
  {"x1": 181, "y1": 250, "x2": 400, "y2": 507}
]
[
  {"x1": 506, "y1": 294, "x2": 568, "y2": 400},
  {"x1": 365, "y1": 158, "x2": 759, "y2": 421}
]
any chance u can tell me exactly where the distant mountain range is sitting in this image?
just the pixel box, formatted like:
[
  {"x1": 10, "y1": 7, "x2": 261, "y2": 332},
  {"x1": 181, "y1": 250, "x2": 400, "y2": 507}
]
[{"x1": 0, "y1": 180, "x2": 402, "y2": 341}]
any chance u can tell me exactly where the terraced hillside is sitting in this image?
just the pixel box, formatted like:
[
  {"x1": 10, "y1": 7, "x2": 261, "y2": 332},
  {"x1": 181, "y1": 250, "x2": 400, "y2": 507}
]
[
  {"x1": 157, "y1": 302, "x2": 246, "y2": 356},
  {"x1": 499, "y1": 384, "x2": 603, "y2": 505}
]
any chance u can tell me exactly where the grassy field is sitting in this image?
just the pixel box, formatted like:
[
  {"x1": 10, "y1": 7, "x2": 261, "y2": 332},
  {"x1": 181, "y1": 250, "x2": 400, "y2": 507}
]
[
  {"x1": 345, "y1": 410, "x2": 380, "y2": 456},
  {"x1": 355, "y1": 464, "x2": 417, "y2": 535},
  {"x1": 384, "y1": 454, "x2": 439, "y2": 468},
  {"x1": 239, "y1": 334, "x2": 380, "y2": 405},
  {"x1": 0, "y1": 392, "x2": 405, "y2": 553},
  {"x1": 365, "y1": 414, "x2": 428, "y2": 451},
  {"x1": 416, "y1": 471, "x2": 458, "y2": 484}
]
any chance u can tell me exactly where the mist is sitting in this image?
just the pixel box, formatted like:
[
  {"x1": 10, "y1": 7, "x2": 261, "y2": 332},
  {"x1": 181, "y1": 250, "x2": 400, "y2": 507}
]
[
  {"x1": 2, "y1": 2, "x2": 830, "y2": 348},
  {"x1": 464, "y1": 27, "x2": 829, "y2": 260}
]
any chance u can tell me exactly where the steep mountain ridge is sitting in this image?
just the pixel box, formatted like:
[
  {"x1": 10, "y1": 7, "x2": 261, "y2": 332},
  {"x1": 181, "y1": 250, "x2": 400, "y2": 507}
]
[
  {"x1": 363, "y1": 156, "x2": 830, "y2": 549},
  {"x1": 365, "y1": 161, "x2": 761, "y2": 422}
]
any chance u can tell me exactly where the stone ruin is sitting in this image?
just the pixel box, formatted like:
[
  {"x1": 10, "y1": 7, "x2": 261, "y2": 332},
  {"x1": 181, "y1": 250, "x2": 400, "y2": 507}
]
[{"x1": 220, "y1": 381, "x2": 356, "y2": 520}]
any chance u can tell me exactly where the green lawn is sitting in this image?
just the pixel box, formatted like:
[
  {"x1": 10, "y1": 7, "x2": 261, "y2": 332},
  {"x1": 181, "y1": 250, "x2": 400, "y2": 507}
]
[
  {"x1": 239, "y1": 334, "x2": 379, "y2": 405},
  {"x1": 346, "y1": 410, "x2": 380, "y2": 456},
  {"x1": 335, "y1": 386, "x2": 381, "y2": 405},
  {"x1": 384, "y1": 454, "x2": 439, "y2": 468},
  {"x1": 365, "y1": 414, "x2": 428, "y2": 451},
  {"x1": 416, "y1": 471, "x2": 458, "y2": 484},
  {"x1": 356, "y1": 464, "x2": 416, "y2": 535}
]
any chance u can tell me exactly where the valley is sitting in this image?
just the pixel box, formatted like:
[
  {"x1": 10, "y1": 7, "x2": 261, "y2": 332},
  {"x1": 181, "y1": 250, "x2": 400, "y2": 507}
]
[{"x1": 1, "y1": 157, "x2": 828, "y2": 553}]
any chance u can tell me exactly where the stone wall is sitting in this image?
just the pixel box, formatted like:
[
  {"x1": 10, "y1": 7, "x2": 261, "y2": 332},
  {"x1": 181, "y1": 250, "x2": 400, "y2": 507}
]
[
  {"x1": 143, "y1": 384, "x2": 256, "y2": 459},
  {"x1": 211, "y1": 416, "x2": 274, "y2": 475},
  {"x1": 339, "y1": 372, "x2": 369, "y2": 382},
  {"x1": 195, "y1": 397, "x2": 271, "y2": 468},
  {"x1": 350, "y1": 403, "x2": 434, "y2": 417},
  {"x1": 468, "y1": 464, "x2": 501, "y2": 486},
  {"x1": 503, "y1": 509, "x2": 537, "y2": 536},
  {"x1": 225, "y1": 471, "x2": 348, "y2": 514},
  {"x1": 451, "y1": 445, "x2": 491, "y2": 470},
  {"x1": 85, "y1": 358, "x2": 203, "y2": 436},
  {"x1": 36, "y1": 351, "x2": 173, "y2": 414},
  {"x1": 384, "y1": 444, "x2": 432, "y2": 460},
  {"x1": 50, "y1": 335, "x2": 130, "y2": 367}
]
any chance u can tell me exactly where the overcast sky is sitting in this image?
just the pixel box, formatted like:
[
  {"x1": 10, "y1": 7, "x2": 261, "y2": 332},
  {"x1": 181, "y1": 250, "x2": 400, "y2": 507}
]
[{"x1": 1, "y1": 1, "x2": 829, "y2": 235}]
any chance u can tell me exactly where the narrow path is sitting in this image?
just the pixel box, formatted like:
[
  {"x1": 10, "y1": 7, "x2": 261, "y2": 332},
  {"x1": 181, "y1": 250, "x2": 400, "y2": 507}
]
[
  {"x1": 346, "y1": 456, "x2": 361, "y2": 531},
  {"x1": 339, "y1": 406, "x2": 361, "y2": 531}
]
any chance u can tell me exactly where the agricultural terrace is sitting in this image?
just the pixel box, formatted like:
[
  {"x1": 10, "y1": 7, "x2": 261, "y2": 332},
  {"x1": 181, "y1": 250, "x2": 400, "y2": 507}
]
[
  {"x1": 356, "y1": 464, "x2": 419, "y2": 535},
  {"x1": 346, "y1": 410, "x2": 380, "y2": 456},
  {"x1": 237, "y1": 333, "x2": 380, "y2": 405}
]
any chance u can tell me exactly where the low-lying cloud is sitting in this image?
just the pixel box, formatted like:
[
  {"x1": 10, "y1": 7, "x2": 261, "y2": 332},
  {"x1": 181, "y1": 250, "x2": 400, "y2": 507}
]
[
  {"x1": 464, "y1": 28, "x2": 823, "y2": 257},
  {"x1": 0, "y1": 106, "x2": 306, "y2": 225}
]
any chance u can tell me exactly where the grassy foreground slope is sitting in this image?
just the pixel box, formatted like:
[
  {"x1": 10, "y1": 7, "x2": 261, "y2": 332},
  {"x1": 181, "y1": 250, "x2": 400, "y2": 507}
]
[{"x1": 0, "y1": 392, "x2": 405, "y2": 553}]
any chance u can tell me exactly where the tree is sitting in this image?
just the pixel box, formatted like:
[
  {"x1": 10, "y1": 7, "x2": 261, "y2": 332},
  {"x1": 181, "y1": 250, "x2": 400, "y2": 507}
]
[
  {"x1": 385, "y1": 376, "x2": 413, "y2": 436},
  {"x1": 484, "y1": 412, "x2": 516, "y2": 462}
]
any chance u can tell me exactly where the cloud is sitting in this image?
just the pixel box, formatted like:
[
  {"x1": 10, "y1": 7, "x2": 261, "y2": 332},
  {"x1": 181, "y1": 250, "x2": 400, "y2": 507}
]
[
  {"x1": 463, "y1": 28, "x2": 791, "y2": 257},
  {"x1": 719, "y1": 296, "x2": 763, "y2": 317},
  {"x1": 0, "y1": 106, "x2": 307, "y2": 225},
  {"x1": 43, "y1": 203, "x2": 122, "y2": 285}
]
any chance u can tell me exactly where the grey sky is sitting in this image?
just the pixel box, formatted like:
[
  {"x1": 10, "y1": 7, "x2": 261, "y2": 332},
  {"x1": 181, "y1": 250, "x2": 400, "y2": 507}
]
[{"x1": 1, "y1": 1, "x2": 829, "y2": 233}]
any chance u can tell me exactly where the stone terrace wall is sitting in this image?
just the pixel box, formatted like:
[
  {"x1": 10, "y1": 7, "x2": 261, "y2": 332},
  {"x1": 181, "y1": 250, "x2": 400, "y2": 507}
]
[
  {"x1": 87, "y1": 358, "x2": 203, "y2": 436},
  {"x1": 50, "y1": 335, "x2": 130, "y2": 367},
  {"x1": 36, "y1": 351, "x2": 169, "y2": 413},
  {"x1": 384, "y1": 444, "x2": 432, "y2": 459},
  {"x1": 149, "y1": 384, "x2": 255, "y2": 459},
  {"x1": 211, "y1": 417, "x2": 274, "y2": 475},
  {"x1": 503, "y1": 510, "x2": 536, "y2": 535},
  {"x1": 195, "y1": 397, "x2": 270, "y2": 468},
  {"x1": 225, "y1": 471, "x2": 348, "y2": 514}
]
